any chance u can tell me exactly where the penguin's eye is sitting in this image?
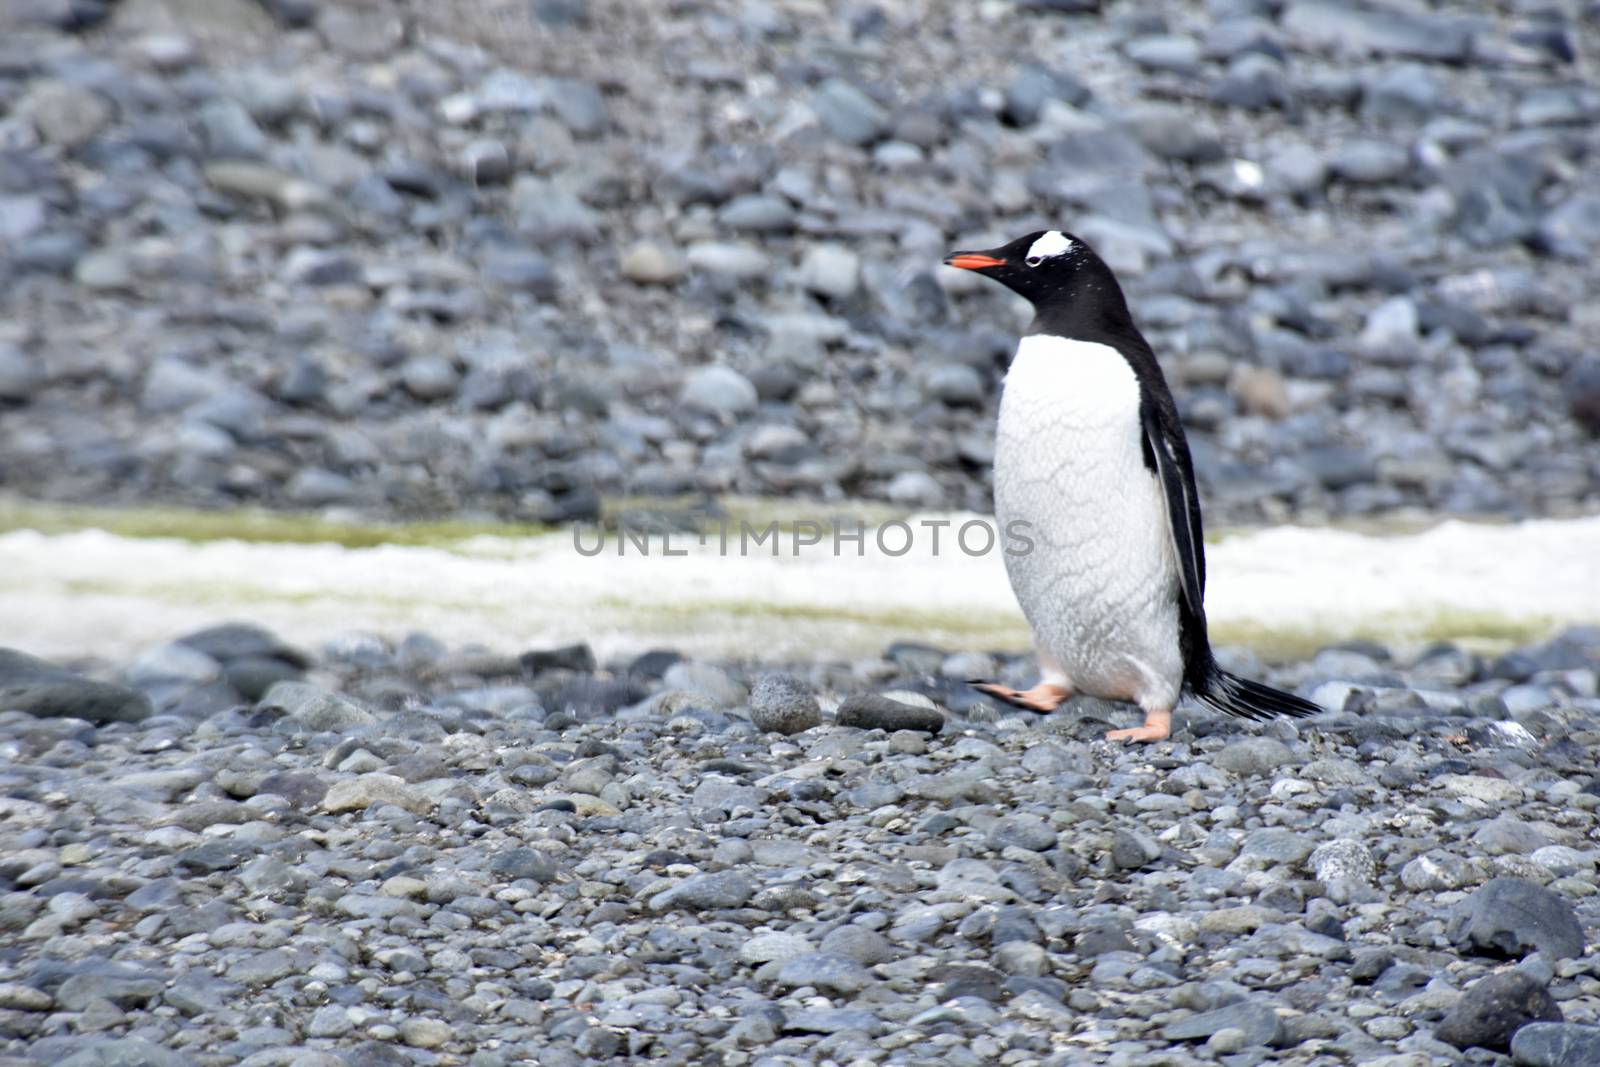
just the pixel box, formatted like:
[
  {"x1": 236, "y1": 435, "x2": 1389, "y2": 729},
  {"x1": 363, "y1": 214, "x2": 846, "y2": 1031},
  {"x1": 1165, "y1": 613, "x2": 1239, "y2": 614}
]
[{"x1": 1025, "y1": 256, "x2": 1043, "y2": 268}]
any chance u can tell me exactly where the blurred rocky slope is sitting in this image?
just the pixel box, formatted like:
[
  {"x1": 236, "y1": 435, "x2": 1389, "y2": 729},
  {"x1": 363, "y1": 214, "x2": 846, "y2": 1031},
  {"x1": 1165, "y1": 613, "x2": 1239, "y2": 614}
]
[{"x1": 1, "y1": 0, "x2": 1597, "y2": 525}]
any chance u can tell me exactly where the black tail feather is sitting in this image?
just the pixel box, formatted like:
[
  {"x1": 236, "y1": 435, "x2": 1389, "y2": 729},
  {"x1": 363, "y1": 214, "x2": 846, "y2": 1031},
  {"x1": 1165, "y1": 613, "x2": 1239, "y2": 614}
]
[{"x1": 1191, "y1": 666, "x2": 1323, "y2": 723}]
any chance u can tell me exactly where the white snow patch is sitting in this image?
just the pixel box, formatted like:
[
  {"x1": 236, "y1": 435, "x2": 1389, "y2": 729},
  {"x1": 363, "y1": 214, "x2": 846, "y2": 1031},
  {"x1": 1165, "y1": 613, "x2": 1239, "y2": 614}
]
[{"x1": 0, "y1": 515, "x2": 1596, "y2": 664}]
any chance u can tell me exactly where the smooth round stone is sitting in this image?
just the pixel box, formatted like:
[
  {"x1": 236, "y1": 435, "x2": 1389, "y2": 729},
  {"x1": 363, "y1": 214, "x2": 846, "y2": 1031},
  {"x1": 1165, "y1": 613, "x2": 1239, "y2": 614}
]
[
  {"x1": 680, "y1": 365, "x2": 758, "y2": 417},
  {"x1": 400, "y1": 1018, "x2": 453, "y2": 1049},
  {"x1": 749, "y1": 673, "x2": 821, "y2": 736},
  {"x1": 619, "y1": 241, "x2": 686, "y2": 285}
]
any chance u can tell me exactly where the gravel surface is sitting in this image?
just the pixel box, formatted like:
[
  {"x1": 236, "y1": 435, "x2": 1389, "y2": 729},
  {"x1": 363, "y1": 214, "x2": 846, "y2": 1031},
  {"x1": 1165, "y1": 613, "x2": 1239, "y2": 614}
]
[
  {"x1": 1, "y1": 0, "x2": 1598, "y2": 524},
  {"x1": 1, "y1": 622, "x2": 1598, "y2": 1065}
]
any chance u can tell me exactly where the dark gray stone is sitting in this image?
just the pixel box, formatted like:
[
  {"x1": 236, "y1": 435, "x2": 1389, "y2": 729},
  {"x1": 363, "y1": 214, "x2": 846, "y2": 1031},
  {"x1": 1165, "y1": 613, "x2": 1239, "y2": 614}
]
[
  {"x1": 175, "y1": 623, "x2": 309, "y2": 668},
  {"x1": 1015, "y1": 0, "x2": 1100, "y2": 12},
  {"x1": 1328, "y1": 141, "x2": 1410, "y2": 184},
  {"x1": 1436, "y1": 971, "x2": 1562, "y2": 1052},
  {"x1": 548, "y1": 676, "x2": 647, "y2": 717},
  {"x1": 1073, "y1": 919, "x2": 1134, "y2": 957},
  {"x1": 987, "y1": 814, "x2": 1057, "y2": 853},
  {"x1": 520, "y1": 644, "x2": 596, "y2": 675},
  {"x1": 781, "y1": 1008, "x2": 883, "y2": 1035},
  {"x1": 0, "y1": 342, "x2": 42, "y2": 401},
  {"x1": 255, "y1": 771, "x2": 327, "y2": 809},
  {"x1": 1567, "y1": 358, "x2": 1600, "y2": 437},
  {"x1": 489, "y1": 847, "x2": 559, "y2": 883},
  {"x1": 0, "y1": 648, "x2": 153, "y2": 723},
  {"x1": 1111, "y1": 828, "x2": 1161, "y2": 869},
  {"x1": 1164, "y1": 998, "x2": 1284, "y2": 1047},
  {"x1": 1448, "y1": 878, "x2": 1587, "y2": 961},
  {"x1": 1002, "y1": 66, "x2": 1091, "y2": 127},
  {"x1": 481, "y1": 250, "x2": 558, "y2": 297},
  {"x1": 1213, "y1": 54, "x2": 1292, "y2": 110},
  {"x1": 220, "y1": 657, "x2": 303, "y2": 701},
  {"x1": 835, "y1": 694, "x2": 944, "y2": 734},
  {"x1": 931, "y1": 963, "x2": 1006, "y2": 1001}
]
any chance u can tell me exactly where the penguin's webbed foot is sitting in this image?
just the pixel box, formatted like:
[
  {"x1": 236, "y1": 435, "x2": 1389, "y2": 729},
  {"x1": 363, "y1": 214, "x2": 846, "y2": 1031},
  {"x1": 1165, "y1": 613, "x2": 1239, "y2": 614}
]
[
  {"x1": 1105, "y1": 707, "x2": 1172, "y2": 744},
  {"x1": 969, "y1": 680, "x2": 1070, "y2": 714}
]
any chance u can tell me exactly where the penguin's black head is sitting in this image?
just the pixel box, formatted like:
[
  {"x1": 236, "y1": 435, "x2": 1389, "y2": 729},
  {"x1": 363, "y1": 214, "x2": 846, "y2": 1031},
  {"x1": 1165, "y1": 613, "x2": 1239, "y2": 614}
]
[{"x1": 943, "y1": 229, "x2": 1112, "y2": 310}]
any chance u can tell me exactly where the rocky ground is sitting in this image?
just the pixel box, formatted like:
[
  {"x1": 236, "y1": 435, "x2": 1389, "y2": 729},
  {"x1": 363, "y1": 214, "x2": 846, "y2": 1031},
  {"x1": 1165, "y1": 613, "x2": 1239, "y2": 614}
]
[
  {"x1": 1, "y1": 0, "x2": 1599, "y2": 525},
  {"x1": 0, "y1": 622, "x2": 1597, "y2": 1065}
]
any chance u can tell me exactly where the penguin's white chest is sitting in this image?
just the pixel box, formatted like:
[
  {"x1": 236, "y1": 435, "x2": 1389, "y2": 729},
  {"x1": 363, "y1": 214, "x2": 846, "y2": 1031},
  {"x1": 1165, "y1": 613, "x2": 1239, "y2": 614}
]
[{"x1": 993, "y1": 335, "x2": 1183, "y2": 707}]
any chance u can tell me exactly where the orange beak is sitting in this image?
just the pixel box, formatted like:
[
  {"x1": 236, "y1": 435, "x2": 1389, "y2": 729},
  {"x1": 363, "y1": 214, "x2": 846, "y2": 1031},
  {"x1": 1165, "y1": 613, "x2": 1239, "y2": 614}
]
[{"x1": 944, "y1": 253, "x2": 1006, "y2": 270}]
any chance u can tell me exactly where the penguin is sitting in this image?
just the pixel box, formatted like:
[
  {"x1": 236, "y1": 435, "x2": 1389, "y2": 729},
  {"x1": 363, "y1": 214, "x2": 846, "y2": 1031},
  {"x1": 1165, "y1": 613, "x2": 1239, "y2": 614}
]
[{"x1": 944, "y1": 229, "x2": 1322, "y2": 742}]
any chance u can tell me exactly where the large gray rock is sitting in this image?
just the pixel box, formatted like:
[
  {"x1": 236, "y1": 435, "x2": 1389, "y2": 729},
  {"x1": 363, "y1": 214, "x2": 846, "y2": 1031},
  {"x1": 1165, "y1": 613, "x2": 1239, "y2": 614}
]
[
  {"x1": 320, "y1": 773, "x2": 434, "y2": 815},
  {"x1": 55, "y1": 1038, "x2": 192, "y2": 1067},
  {"x1": 175, "y1": 622, "x2": 309, "y2": 668},
  {"x1": 775, "y1": 953, "x2": 872, "y2": 995},
  {"x1": 988, "y1": 814, "x2": 1058, "y2": 853},
  {"x1": 1449, "y1": 879, "x2": 1587, "y2": 961},
  {"x1": 1002, "y1": 65, "x2": 1091, "y2": 127},
  {"x1": 1282, "y1": 0, "x2": 1473, "y2": 61},
  {"x1": 649, "y1": 871, "x2": 755, "y2": 912},
  {"x1": 820, "y1": 925, "x2": 894, "y2": 965},
  {"x1": 1512, "y1": 1023, "x2": 1600, "y2": 1067},
  {"x1": 811, "y1": 79, "x2": 889, "y2": 145},
  {"x1": 258, "y1": 681, "x2": 374, "y2": 731},
  {"x1": 1164, "y1": 999, "x2": 1283, "y2": 1047},
  {"x1": 54, "y1": 965, "x2": 168, "y2": 1010},
  {"x1": 738, "y1": 932, "x2": 815, "y2": 965},
  {"x1": 0, "y1": 649, "x2": 153, "y2": 723},
  {"x1": 1436, "y1": 971, "x2": 1562, "y2": 1052},
  {"x1": 1212, "y1": 737, "x2": 1295, "y2": 776}
]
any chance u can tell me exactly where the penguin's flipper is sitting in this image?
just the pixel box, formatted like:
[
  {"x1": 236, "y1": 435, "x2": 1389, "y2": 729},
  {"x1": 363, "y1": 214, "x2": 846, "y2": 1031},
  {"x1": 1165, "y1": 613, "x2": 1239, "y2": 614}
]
[{"x1": 968, "y1": 680, "x2": 1069, "y2": 714}]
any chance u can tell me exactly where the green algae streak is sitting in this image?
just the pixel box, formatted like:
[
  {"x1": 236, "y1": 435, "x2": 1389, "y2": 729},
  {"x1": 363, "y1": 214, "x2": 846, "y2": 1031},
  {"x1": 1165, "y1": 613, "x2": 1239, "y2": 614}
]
[{"x1": 0, "y1": 498, "x2": 555, "y2": 549}]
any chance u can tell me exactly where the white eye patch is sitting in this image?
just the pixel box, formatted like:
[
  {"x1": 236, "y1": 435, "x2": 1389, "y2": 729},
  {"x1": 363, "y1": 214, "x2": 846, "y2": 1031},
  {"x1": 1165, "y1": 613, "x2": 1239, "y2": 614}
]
[{"x1": 1026, "y1": 231, "x2": 1073, "y2": 261}]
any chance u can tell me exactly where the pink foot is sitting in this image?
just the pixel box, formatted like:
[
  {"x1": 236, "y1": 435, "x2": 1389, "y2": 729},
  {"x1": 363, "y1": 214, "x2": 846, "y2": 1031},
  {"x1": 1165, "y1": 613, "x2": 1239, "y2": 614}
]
[
  {"x1": 970, "y1": 680, "x2": 1071, "y2": 714},
  {"x1": 1105, "y1": 707, "x2": 1173, "y2": 744}
]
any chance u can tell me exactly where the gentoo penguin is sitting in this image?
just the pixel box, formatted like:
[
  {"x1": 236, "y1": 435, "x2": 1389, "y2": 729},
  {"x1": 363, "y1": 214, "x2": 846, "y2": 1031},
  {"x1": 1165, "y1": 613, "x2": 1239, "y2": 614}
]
[{"x1": 944, "y1": 229, "x2": 1321, "y2": 742}]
